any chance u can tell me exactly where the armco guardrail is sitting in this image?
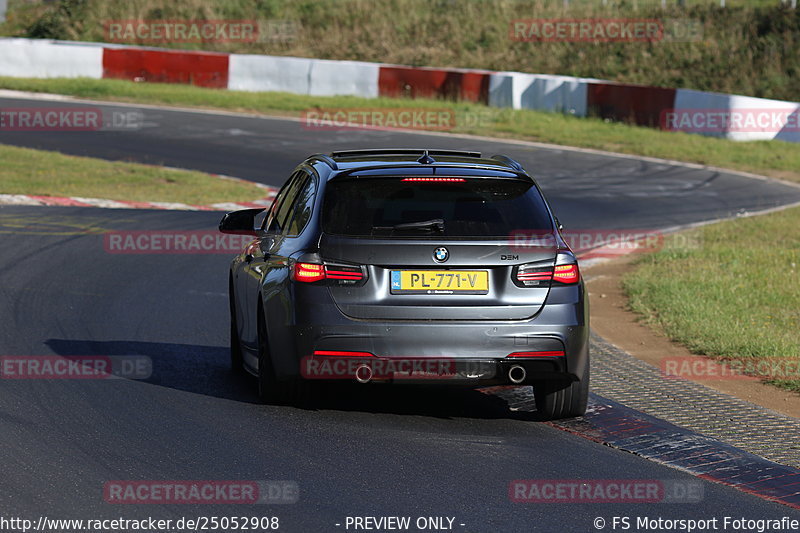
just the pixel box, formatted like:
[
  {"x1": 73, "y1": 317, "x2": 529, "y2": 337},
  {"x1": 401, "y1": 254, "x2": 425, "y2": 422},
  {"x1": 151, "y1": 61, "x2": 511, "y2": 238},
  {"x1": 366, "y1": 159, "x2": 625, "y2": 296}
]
[{"x1": 0, "y1": 37, "x2": 797, "y2": 143}]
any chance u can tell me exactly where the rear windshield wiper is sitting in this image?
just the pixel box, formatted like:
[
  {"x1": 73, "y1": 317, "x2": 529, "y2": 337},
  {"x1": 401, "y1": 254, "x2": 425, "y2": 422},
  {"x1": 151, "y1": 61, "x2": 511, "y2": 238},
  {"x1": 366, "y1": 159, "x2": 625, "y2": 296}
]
[{"x1": 373, "y1": 218, "x2": 445, "y2": 233}]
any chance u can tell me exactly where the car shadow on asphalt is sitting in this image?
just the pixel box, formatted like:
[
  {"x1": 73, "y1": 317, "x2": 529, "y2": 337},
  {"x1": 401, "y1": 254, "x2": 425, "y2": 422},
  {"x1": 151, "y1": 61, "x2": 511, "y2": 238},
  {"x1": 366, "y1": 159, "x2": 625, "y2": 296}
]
[
  {"x1": 44, "y1": 338, "x2": 259, "y2": 403},
  {"x1": 301, "y1": 382, "x2": 541, "y2": 421},
  {"x1": 44, "y1": 338, "x2": 541, "y2": 422}
]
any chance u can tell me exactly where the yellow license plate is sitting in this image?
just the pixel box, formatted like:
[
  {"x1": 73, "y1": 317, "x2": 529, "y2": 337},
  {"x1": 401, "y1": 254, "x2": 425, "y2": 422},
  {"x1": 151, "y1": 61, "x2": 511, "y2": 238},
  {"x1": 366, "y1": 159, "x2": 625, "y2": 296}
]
[{"x1": 390, "y1": 270, "x2": 489, "y2": 294}]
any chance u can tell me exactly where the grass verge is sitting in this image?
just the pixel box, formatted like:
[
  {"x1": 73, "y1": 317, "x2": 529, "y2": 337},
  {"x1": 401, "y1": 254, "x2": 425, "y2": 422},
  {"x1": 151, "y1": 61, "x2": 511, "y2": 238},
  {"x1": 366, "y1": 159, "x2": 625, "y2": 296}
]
[
  {"x1": 622, "y1": 206, "x2": 800, "y2": 392},
  {"x1": 0, "y1": 144, "x2": 265, "y2": 204},
  {"x1": 1, "y1": 76, "x2": 800, "y2": 184}
]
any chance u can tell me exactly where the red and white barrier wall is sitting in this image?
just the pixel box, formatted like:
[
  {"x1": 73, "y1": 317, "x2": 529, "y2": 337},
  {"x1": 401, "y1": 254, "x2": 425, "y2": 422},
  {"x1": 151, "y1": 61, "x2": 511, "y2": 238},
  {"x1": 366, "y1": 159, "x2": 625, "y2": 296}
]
[
  {"x1": 488, "y1": 72, "x2": 599, "y2": 117},
  {"x1": 227, "y1": 55, "x2": 380, "y2": 97},
  {"x1": 378, "y1": 65, "x2": 492, "y2": 103},
  {"x1": 586, "y1": 82, "x2": 677, "y2": 128},
  {"x1": 672, "y1": 89, "x2": 800, "y2": 142},
  {"x1": 0, "y1": 38, "x2": 103, "y2": 79},
  {"x1": 1, "y1": 37, "x2": 797, "y2": 143},
  {"x1": 103, "y1": 46, "x2": 229, "y2": 88}
]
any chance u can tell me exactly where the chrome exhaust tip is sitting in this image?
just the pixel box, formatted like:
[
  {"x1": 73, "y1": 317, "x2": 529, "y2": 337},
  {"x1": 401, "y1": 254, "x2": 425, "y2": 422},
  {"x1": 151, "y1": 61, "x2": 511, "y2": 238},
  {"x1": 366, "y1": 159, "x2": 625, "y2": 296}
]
[
  {"x1": 355, "y1": 364, "x2": 373, "y2": 384},
  {"x1": 508, "y1": 364, "x2": 526, "y2": 384}
]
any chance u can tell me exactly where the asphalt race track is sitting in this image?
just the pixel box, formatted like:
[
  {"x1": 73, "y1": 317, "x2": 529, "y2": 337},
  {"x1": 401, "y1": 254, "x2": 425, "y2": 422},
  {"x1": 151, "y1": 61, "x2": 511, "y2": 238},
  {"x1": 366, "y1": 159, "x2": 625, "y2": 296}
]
[{"x1": 2, "y1": 96, "x2": 800, "y2": 531}]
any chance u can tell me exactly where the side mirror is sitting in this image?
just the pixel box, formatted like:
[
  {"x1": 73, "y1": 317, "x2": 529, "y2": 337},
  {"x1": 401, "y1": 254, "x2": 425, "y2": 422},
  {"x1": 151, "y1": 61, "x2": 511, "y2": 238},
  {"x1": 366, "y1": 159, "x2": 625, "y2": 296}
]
[{"x1": 219, "y1": 208, "x2": 265, "y2": 235}]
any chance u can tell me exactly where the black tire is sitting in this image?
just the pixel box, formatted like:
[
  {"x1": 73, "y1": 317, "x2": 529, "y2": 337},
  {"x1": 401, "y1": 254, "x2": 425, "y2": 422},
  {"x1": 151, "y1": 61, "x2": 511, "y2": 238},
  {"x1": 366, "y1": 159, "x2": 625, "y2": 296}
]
[
  {"x1": 229, "y1": 279, "x2": 244, "y2": 374},
  {"x1": 256, "y1": 310, "x2": 299, "y2": 405},
  {"x1": 533, "y1": 358, "x2": 589, "y2": 420}
]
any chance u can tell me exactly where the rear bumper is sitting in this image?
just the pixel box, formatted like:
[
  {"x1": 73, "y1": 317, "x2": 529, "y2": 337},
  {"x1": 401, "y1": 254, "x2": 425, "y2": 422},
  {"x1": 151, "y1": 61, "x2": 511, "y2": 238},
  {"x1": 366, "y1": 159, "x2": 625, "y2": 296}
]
[
  {"x1": 269, "y1": 283, "x2": 589, "y2": 384},
  {"x1": 299, "y1": 356, "x2": 567, "y2": 385}
]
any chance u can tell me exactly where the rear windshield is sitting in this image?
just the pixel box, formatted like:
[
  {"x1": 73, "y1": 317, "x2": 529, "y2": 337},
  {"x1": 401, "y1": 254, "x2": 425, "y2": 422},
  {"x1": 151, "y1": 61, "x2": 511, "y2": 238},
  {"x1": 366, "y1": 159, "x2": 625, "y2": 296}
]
[{"x1": 321, "y1": 177, "x2": 553, "y2": 237}]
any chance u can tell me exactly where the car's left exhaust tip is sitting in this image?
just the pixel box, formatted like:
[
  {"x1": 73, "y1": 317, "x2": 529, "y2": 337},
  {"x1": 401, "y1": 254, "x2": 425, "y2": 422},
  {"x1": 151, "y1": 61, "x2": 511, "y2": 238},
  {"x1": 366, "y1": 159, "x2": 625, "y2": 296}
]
[
  {"x1": 508, "y1": 364, "x2": 526, "y2": 384},
  {"x1": 355, "y1": 364, "x2": 373, "y2": 384}
]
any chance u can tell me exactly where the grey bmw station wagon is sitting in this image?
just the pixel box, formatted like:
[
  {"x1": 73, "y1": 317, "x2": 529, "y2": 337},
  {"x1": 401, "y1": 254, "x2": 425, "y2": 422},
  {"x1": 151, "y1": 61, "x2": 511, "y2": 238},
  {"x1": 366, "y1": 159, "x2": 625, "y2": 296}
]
[{"x1": 221, "y1": 149, "x2": 589, "y2": 419}]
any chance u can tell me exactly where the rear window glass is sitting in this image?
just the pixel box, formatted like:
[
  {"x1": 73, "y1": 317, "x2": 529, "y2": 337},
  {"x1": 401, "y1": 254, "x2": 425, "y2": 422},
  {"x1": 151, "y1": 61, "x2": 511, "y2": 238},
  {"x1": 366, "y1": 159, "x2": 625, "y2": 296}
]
[{"x1": 321, "y1": 177, "x2": 553, "y2": 237}]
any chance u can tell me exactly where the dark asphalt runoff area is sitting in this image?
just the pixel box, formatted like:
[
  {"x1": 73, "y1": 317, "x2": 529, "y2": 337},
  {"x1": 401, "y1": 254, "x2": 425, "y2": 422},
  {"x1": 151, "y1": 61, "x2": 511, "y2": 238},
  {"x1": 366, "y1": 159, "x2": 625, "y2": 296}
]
[{"x1": 2, "y1": 96, "x2": 800, "y2": 532}]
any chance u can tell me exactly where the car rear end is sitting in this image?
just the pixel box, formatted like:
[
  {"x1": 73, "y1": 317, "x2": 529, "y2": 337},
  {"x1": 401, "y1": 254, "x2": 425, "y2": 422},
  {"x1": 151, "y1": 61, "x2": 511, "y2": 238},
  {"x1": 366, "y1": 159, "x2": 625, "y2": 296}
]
[{"x1": 286, "y1": 160, "x2": 588, "y2": 401}]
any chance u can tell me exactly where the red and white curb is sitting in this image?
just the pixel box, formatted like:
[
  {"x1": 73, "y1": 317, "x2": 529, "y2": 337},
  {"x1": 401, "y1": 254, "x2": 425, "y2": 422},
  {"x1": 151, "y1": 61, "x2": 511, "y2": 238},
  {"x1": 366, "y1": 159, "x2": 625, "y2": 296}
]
[{"x1": 0, "y1": 173, "x2": 278, "y2": 212}]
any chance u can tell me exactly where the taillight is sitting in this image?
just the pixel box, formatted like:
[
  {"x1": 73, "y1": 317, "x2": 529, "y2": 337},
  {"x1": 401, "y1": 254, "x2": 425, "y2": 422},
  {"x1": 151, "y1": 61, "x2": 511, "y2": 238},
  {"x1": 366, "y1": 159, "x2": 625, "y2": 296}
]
[
  {"x1": 553, "y1": 264, "x2": 579, "y2": 284},
  {"x1": 293, "y1": 262, "x2": 325, "y2": 283},
  {"x1": 514, "y1": 263, "x2": 553, "y2": 287},
  {"x1": 517, "y1": 265, "x2": 553, "y2": 284},
  {"x1": 513, "y1": 254, "x2": 580, "y2": 287},
  {"x1": 325, "y1": 266, "x2": 364, "y2": 281},
  {"x1": 292, "y1": 262, "x2": 365, "y2": 284}
]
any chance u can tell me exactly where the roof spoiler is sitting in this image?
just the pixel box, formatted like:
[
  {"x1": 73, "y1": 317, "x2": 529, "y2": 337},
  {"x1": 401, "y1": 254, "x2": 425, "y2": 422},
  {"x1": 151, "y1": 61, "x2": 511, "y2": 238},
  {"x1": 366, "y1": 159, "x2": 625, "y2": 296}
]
[
  {"x1": 330, "y1": 149, "x2": 482, "y2": 159},
  {"x1": 490, "y1": 154, "x2": 524, "y2": 171}
]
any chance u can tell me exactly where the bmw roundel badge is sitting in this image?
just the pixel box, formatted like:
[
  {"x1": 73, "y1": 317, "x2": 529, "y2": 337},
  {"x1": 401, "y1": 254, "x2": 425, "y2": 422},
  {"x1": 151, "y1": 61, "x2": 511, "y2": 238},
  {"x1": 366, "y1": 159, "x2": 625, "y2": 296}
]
[{"x1": 433, "y1": 247, "x2": 449, "y2": 263}]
